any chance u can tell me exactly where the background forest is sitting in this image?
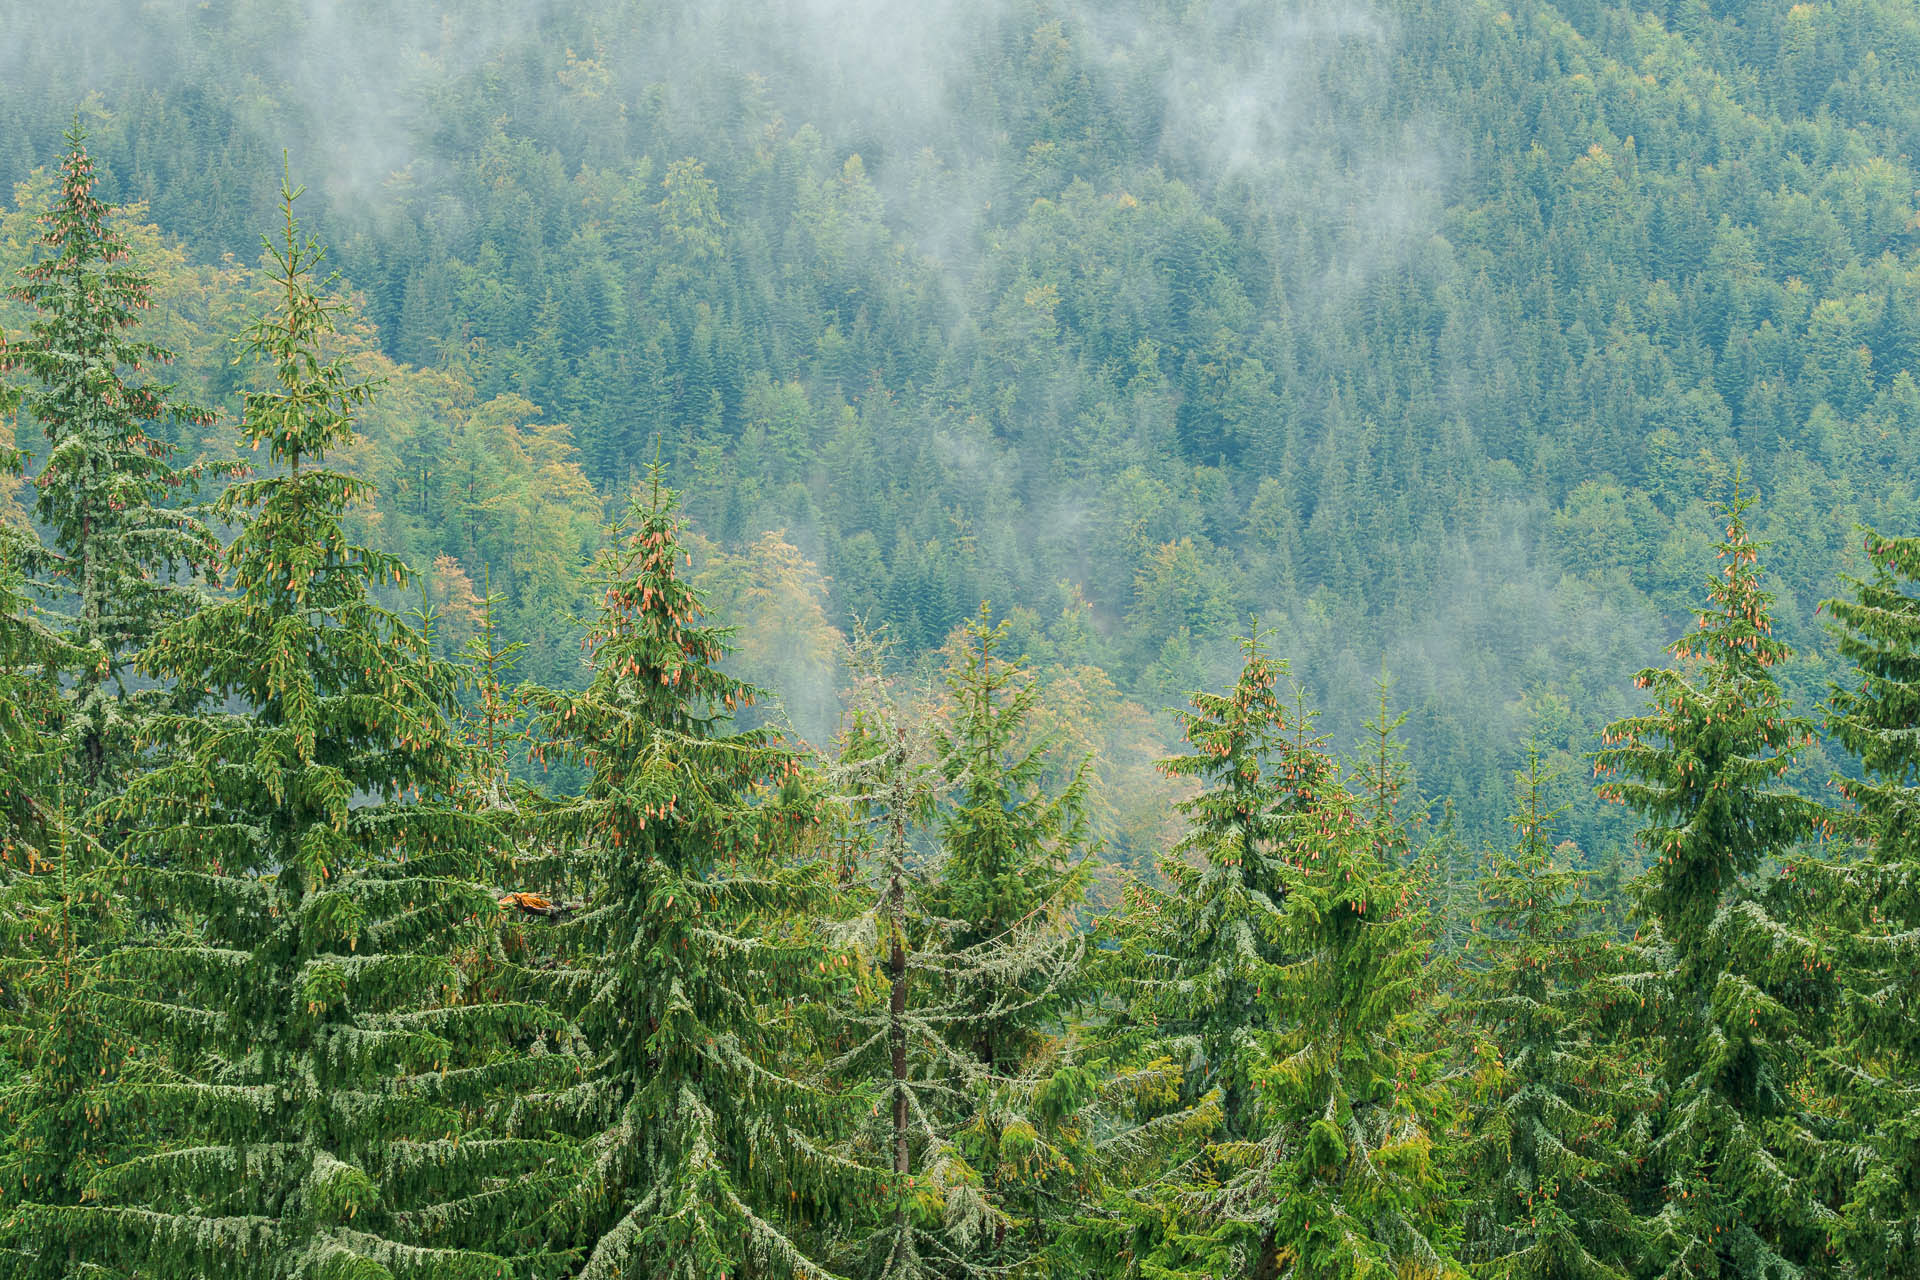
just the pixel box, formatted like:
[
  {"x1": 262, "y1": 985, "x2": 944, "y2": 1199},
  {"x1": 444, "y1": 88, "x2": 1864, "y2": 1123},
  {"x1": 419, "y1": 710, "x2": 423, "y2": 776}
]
[
  {"x1": 1, "y1": 1, "x2": 1919, "y2": 1277},
  {"x1": 6, "y1": 0, "x2": 1920, "y2": 863}
]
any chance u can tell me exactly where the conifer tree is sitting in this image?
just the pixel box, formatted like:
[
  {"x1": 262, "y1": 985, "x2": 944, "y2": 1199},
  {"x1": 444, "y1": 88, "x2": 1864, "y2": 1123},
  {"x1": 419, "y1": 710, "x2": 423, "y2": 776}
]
[
  {"x1": 1595, "y1": 487, "x2": 1829, "y2": 1279},
  {"x1": 931, "y1": 606, "x2": 1092, "y2": 1077},
  {"x1": 926, "y1": 606, "x2": 1094, "y2": 1272},
  {"x1": 1414, "y1": 801, "x2": 1475, "y2": 960},
  {"x1": 1094, "y1": 654, "x2": 1454, "y2": 1279},
  {"x1": 28, "y1": 180, "x2": 555, "y2": 1280},
  {"x1": 1356, "y1": 672, "x2": 1419, "y2": 873},
  {"x1": 0, "y1": 430, "x2": 60, "y2": 857},
  {"x1": 1240, "y1": 710, "x2": 1458, "y2": 1280},
  {"x1": 460, "y1": 581, "x2": 529, "y2": 811},
  {"x1": 826, "y1": 627, "x2": 984, "y2": 1280},
  {"x1": 0, "y1": 125, "x2": 219, "y2": 793},
  {"x1": 517, "y1": 470, "x2": 857, "y2": 1280},
  {"x1": 1815, "y1": 527, "x2": 1920, "y2": 1276},
  {"x1": 0, "y1": 304, "x2": 137, "y2": 1280},
  {"x1": 1461, "y1": 749, "x2": 1639, "y2": 1280},
  {"x1": 0, "y1": 793, "x2": 140, "y2": 1280},
  {"x1": 1092, "y1": 632, "x2": 1317, "y2": 1276}
]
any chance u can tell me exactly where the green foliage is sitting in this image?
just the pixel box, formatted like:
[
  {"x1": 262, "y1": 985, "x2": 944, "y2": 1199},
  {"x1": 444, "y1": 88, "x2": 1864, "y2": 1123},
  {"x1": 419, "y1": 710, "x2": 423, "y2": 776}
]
[
  {"x1": 518, "y1": 472, "x2": 857, "y2": 1279},
  {"x1": 925, "y1": 607, "x2": 1096, "y2": 1273},
  {"x1": 4, "y1": 9, "x2": 1920, "y2": 1277},
  {"x1": 1093, "y1": 642, "x2": 1455, "y2": 1279},
  {"x1": 1461, "y1": 750, "x2": 1641, "y2": 1280},
  {"x1": 1596, "y1": 489, "x2": 1831, "y2": 1279},
  {"x1": 932, "y1": 607, "x2": 1092, "y2": 1076},
  {"x1": 0, "y1": 800, "x2": 140, "y2": 1280},
  {"x1": 1813, "y1": 528, "x2": 1920, "y2": 1276},
  {"x1": 1245, "y1": 735, "x2": 1458, "y2": 1280},
  {"x1": 0, "y1": 125, "x2": 218, "y2": 794},
  {"x1": 1091, "y1": 633, "x2": 1316, "y2": 1274},
  {"x1": 31, "y1": 182, "x2": 546, "y2": 1280}
]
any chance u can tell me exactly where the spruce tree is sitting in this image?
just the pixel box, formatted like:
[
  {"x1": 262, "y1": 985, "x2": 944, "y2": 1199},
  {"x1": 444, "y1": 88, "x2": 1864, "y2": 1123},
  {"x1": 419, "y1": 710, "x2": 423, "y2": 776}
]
[
  {"x1": 0, "y1": 125, "x2": 219, "y2": 793},
  {"x1": 30, "y1": 181, "x2": 555, "y2": 1279},
  {"x1": 1815, "y1": 527, "x2": 1920, "y2": 1276},
  {"x1": 1355, "y1": 672, "x2": 1419, "y2": 873},
  {"x1": 0, "y1": 430, "x2": 60, "y2": 856},
  {"x1": 0, "y1": 792, "x2": 139, "y2": 1280},
  {"x1": 1242, "y1": 709, "x2": 1457, "y2": 1280},
  {"x1": 0, "y1": 477, "x2": 126, "y2": 1277},
  {"x1": 1094, "y1": 654, "x2": 1454, "y2": 1279},
  {"x1": 460, "y1": 581, "x2": 529, "y2": 811},
  {"x1": 1595, "y1": 488, "x2": 1828, "y2": 1279},
  {"x1": 926, "y1": 606, "x2": 1094, "y2": 1272},
  {"x1": 0, "y1": 260, "x2": 138, "y2": 1280},
  {"x1": 1461, "y1": 749, "x2": 1639, "y2": 1280},
  {"x1": 517, "y1": 470, "x2": 857, "y2": 1279},
  {"x1": 826, "y1": 627, "x2": 983, "y2": 1280},
  {"x1": 931, "y1": 606, "x2": 1092, "y2": 1078},
  {"x1": 1092, "y1": 632, "x2": 1318, "y2": 1277}
]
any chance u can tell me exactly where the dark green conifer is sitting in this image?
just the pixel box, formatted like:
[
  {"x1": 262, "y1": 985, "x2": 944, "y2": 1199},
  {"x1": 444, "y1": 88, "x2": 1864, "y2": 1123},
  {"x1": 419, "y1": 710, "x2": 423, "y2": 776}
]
[
  {"x1": 32, "y1": 181, "x2": 553, "y2": 1280},
  {"x1": 518, "y1": 469, "x2": 856, "y2": 1279},
  {"x1": 0, "y1": 429, "x2": 60, "y2": 856},
  {"x1": 931, "y1": 607, "x2": 1092, "y2": 1073},
  {"x1": 825, "y1": 628, "x2": 979, "y2": 1280},
  {"x1": 1595, "y1": 488, "x2": 1828, "y2": 1279},
  {"x1": 1245, "y1": 714, "x2": 1457, "y2": 1280},
  {"x1": 926, "y1": 606, "x2": 1094, "y2": 1272},
  {"x1": 1093, "y1": 631, "x2": 1314, "y2": 1276},
  {"x1": 1462, "y1": 749, "x2": 1639, "y2": 1280},
  {"x1": 0, "y1": 125, "x2": 219, "y2": 794},
  {"x1": 1815, "y1": 527, "x2": 1920, "y2": 1276}
]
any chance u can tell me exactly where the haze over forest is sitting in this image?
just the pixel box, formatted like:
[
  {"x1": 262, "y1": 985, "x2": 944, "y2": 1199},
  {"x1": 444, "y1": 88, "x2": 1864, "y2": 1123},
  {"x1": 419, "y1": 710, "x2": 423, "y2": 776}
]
[
  {"x1": 1, "y1": 2, "x2": 1919, "y2": 1277},
  {"x1": 1, "y1": 0, "x2": 1911, "y2": 859}
]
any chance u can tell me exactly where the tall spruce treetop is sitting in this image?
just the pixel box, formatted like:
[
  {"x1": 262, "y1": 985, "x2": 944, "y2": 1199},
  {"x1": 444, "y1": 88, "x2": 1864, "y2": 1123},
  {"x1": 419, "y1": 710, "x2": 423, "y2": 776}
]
[
  {"x1": 1462, "y1": 749, "x2": 1638, "y2": 1280},
  {"x1": 924, "y1": 607, "x2": 1093, "y2": 1274},
  {"x1": 0, "y1": 126, "x2": 218, "y2": 791},
  {"x1": 1242, "y1": 710, "x2": 1456, "y2": 1280},
  {"x1": 520, "y1": 471, "x2": 855, "y2": 1280},
  {"x1": 0, "y1": 288, "x2": 133, "y2": 1280},
  {"x1": 1355, "y1": 672, "x2": 1419, "y2": 874},
  {"x1": 1120, "y1": 632, "x2": 1314, "y2": 1153},
  {"x1": 1088, "y1": 632, "x2": 1324, "y2": 1276},
  {"x1": 1595, "y1": 486, "x2": 1829, "y2": 1280},
  {"x1": 825, "y1": 628, "x2": 983, "y2": 1280},
  {"x1": 930, "y1": 605, "x2": 1091, "y2": 1077},
  {"x1": 41, "y1": 182, "x2": 548, "y2": 1280},
  {"x1": 1816, "y1": 527, "x2": 1920, "y2": 1276}
]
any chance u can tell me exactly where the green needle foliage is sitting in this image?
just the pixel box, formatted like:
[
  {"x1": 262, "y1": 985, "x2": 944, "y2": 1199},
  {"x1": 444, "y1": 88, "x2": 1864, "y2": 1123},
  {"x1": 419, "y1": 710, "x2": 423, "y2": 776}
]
[
  {"x1": 927, "y1": 606, "x2": 1094, "y2": 1273},
  {"x1": 0, "y1": 427, "x2": 61, "y2": 859},
  {"x1": 0, "y1": 125, "x2": 219, "y2": 795},
  {"x1": 1595, "y1": 487, "x2": 1830, "y2": 1280},
  {"x1": 1461, "y1": 749, "x2": 1640, "y2": 1280},
  {"x1": 1090, "y1": 631, "x2": 1317, "y2": 1276},
  {"x1": 1815, "y1": 527, "x2": 1920, "y2": 1276},
  {"x1": 825, "y1": 628, "x2": 981, "y2": 1280},
  {"x1": 34, "y1": 180, "x2": 549, "y2": 1280},
  {"x1": 931, "y1": 606, "x2": 1092, "y2": 1078},
  {"x1": 1246, "y1": 712, "x2": 1457, "y2": 1280},
  {"x1": 0, "y1": 796, "x2": 141, "y2": 1280},
  {"x1": 520, "y1": 471, "x2": 857, "y2": 1280}
]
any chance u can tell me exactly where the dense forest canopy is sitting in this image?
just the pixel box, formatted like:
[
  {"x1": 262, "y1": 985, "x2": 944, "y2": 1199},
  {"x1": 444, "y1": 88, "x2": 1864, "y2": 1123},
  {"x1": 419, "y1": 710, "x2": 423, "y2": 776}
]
[
  {"x1": 2, "y1": 0, "x2": 1917, "y2": 858},
  {"x1": 1, "y1": 1, "x2": 1919, "y2": 1276}
]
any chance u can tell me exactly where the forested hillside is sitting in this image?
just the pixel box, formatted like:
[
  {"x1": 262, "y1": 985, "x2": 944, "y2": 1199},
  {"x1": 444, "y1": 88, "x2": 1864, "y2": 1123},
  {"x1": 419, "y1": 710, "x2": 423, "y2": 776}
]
[
  {"x1": 1, "y1": 0, "x2": 1920, "y2": 1269},
  {"x1": 4, "y1": 0, "x2": 1920, "y2": 861}
]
